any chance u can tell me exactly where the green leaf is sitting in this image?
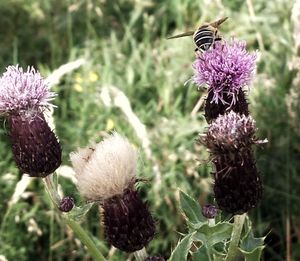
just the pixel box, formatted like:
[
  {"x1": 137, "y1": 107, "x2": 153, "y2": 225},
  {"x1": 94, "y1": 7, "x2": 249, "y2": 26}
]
[
  {"x1": 168, "y1": 232, "x2": 195, "y2": 261},
  {"x1": 179, "y1": 190, "x2": 205, "y2": 225},
  {"x1": 192, "y1": 246, "x2": 210, "y2": 261},
  {"x1": 239, "y1": 230, "x2": 266, "y2": 261},
  {"x1": 67, "y1": 202, "x2": 94, "y2": 221},
  {"x1": 194, "y1": 223, "x2": 233, "y2": 247}
]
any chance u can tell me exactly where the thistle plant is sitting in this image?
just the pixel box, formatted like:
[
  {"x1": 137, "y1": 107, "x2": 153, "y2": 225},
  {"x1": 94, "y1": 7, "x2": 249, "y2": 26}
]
[
  {"x1": 0, "y1": 65, "x2": 61, "y2": 177},
  {"x1": 0, "y1": 33, "x2": 266, "y2": 261},
  {"x1": 70, "y1": 133, "x2": 156, "y2": 258},
  {"x1": 0, "y1": 65, "x2": 106, "y2": 261},
  {"x1": 168, "y1": 39, "x2": 266, "y2": 260}
]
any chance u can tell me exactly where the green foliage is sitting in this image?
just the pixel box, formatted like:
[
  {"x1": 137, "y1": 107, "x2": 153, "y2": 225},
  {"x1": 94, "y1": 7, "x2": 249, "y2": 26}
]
[
  {"x1": 171, "y1": 191, "x2": 265, "y2": 260},
  {"x1": 168, "y1": 232, "x2": 195, "y2": 261},
  {"x1": 239, "y1": 230, "x2": 265, "y2": 261},
  {"x1": 0, "y1": 0, "x2": 299, "y2": 260}
]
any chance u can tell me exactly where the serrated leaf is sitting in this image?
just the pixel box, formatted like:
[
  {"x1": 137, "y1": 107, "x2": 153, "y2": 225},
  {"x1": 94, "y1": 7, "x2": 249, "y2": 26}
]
[
  {"x1": 192, "y1": 246, "x2": 210, "y2": 261},
  {"x1": 179, "y1": 190, "x2": 205, "y2": 225},
  {"x1": 239, "y1": 230, "x2": 265, "y2": 261},
  {"x1": 168, "y1": 232, "x2": 195, "y2": 261},
  {"x1": 194, "y1": 223, "x2": 233, "y2": 247},
  {"x1": 239, "y1": 246, "x2": 265, "y2": 261},
  {"x1": 67, "y1": 202, "x2": 94, "y2": 221}
]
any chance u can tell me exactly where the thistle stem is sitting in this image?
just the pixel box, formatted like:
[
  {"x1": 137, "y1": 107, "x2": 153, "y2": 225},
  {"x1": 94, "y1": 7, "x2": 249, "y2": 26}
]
[
  {"x1": 225, "y1": 213, "x2": 246, "y2": 261},
  {"x1": 43, "y1": 174, "x2": 107, "y2": 261},
  {"x1": 134, "y1": 247, "x2": 148, "y2": 261},
  {"x1": 64, "y1": 218, "x2": 107, "y2": 261},
  {"x1": 43, "y1": 175, "x2": 61, "y2": 207}
]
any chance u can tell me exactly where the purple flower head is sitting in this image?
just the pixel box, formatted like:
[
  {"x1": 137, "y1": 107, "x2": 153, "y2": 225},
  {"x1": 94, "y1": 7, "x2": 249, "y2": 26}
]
[
  {"x1": 193, "y1": 39, "x2": 257, "y2": 105},
  {"x1": 200, "y1": 111, "x2": 256, "y2": 153},
  {"x1": 0, "y1": 65, "x2": 55, "y2": 114}
]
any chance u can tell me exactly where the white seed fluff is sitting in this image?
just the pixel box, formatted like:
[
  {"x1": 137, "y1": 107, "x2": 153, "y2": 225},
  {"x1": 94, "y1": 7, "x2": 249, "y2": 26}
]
[{"x1": 70, "y1": 133, "x2": 137, "y2": 201}]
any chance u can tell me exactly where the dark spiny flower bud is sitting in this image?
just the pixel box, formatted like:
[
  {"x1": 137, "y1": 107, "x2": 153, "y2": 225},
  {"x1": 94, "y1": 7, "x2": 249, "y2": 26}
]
[
  {"x1": 0, "y1": 65, "x2": 61, "y2": 177},
  {"x1": 200, "y1": 111, "x2": 256, "y2": 154},
  {"x1": 103, "y1": 187, "x2": 155, "y2": 252},
  {"x1": 8, "y1": 112, "x2": 61, "y2": 177},
  {"x1": 204, "y1": 90, "x2": 249, "y2": 123},
  {"x1": 202, "y1": 204, "x2": 218, "y2": 219},
  {"x1": 70, "y1": 133, "x2": 155, "y2": 252},
  {"x1": 213, "y1": 151, "x2": 262, "y2": 214},
  {"x1": 59, "y1": 196, "x2": 75, "y2": 212},
  {"x1": 145, "y1": 256, "x2": 165, "y2": 261}
]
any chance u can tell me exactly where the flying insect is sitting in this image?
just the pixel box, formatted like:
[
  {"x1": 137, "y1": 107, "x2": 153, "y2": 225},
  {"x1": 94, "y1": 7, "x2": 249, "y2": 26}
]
[{"x1": 167, "y1": 17, "x2": 228, "y2": 52}]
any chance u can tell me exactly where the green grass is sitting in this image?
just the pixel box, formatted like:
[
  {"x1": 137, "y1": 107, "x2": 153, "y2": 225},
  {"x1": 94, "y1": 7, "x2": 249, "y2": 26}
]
[{"x1": 0, "y1": 0, "x2": 299, "y2": 260}]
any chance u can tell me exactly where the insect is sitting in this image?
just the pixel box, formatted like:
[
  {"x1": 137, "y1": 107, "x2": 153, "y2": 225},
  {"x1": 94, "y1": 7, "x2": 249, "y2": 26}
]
[{"x1": 167, "y1": 17, "x2": 228, "y2": 52}]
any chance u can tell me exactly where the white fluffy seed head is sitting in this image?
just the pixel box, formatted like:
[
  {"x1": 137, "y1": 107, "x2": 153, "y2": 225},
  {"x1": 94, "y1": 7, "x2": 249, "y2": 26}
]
[{"x1": 70, "y1": 133, "x2": 137, "y2": 201}]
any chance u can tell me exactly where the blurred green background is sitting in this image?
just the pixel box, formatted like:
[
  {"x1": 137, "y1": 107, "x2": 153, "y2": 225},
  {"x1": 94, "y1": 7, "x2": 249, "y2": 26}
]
[{"x1": 0, "y1": 0, "x2": 300, "y2": 260}]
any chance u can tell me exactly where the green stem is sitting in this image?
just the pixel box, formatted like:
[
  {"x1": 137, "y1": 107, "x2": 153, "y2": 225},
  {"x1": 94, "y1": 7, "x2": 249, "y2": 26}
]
[
  {"x1": 226, "y1": 213, "x2": 246, "y2": 261},
  {"x1": 64, "y1": 218, "x2": 107, "y2": 261},
  {"x1": 43, "y1": 175, "x2": 61, "y2": 207},
  {"x1": 43, "y1": 174, "x2": 106, "y2": 261},
  {"x1": 134, "y1": 247, "x2": 148, "y2": 261}
]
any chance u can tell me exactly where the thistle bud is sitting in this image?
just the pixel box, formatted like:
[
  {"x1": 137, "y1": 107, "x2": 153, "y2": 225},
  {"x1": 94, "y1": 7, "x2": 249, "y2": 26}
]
[
  {"x1": 213, "y1": 151, "x2": 262, "y2": 215},
  {"x1": 202, "y1": 204, "x2": 218, "y2": 219},
  {"x1": 0, "y1": 65, "x2": 61, "y2": 177},
  {"x1": 70, "y1": 133, "x2": 155, "y2": 252},
  {"x1": 59, "y1": 196, "x2": 75, "y2": 212}
]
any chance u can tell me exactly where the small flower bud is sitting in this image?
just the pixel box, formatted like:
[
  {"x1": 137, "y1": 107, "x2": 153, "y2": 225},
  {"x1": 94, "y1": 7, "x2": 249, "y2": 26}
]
[
  {"x1": 70, "y1": 133, "x2": 155, "y2": 252},
  {"x1": 202, "y1": 204, "x2": 218, "y2": 219},
  {"x1": 59, "y1": 196, "x2": 75, "y2": 212}
]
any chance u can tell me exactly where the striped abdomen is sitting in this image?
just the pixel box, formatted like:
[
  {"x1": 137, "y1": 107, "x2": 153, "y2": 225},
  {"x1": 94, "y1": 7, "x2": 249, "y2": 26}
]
[{"x1": 193, "y1": 26, "x2": 219, "y2": 52}]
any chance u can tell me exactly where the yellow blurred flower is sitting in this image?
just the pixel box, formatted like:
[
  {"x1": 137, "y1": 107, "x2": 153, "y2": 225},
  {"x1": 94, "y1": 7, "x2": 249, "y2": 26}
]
[
  {"x1": 73, "y1": 83, "x2": 83, "y2": 92},
  {"x1": 89, "y1": 71, "x2": 99, "y2": 82},
  {"x1": 75, "y1": 73, "x2": 83, "y2": 83},
  {"x1": 105, "y1": 119, "x2": 115, "y2": 131}
]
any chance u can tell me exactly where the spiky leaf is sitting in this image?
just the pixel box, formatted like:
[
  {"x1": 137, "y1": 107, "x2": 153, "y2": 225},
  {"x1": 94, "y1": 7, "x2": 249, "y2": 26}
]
[
  {"x1": 239, "y1": 230, "x2": 265, "y2": 261},
  {"x1": 179, "y1": 190, "x2": 205, "y2": 226},
  {"x1": 194, "y1": 223, "x2": 233, "y2": 247},
  {"x1": 168, "y1": 232, "x2": 195, "y2": 261}
]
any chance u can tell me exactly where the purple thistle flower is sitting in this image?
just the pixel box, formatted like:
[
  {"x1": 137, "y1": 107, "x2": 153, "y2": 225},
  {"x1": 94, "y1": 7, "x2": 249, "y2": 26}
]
[
  {"x1": 0, "y1": 65, "x2": 55, "y2": 114},
  {"x1": 200, "y1": 111, "x2": 257, "y2": 154},
  {"x1": 193, "y1": 40, "x2": 257, "y2": 105},
  {"x1": 0, "y1": 65, "x2": 61, "y2": 177}
]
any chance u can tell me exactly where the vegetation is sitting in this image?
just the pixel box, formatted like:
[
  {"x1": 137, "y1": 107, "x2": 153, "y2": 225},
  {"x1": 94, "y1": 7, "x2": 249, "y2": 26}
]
[{"x1": 0, "y1": 0, "x2": 299, "y2": 260}]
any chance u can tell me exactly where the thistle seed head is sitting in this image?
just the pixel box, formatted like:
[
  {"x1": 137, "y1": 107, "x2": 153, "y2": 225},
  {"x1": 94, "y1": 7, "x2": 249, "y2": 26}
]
[{"x1": 70, "y1": 132, "x2": 138, "y2": 201}]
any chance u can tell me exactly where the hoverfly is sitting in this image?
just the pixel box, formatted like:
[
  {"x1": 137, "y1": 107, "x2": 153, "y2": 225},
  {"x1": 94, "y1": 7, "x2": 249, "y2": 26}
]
[{"x1": 167, "y1": 17, "x2": 228, "y2": 52}]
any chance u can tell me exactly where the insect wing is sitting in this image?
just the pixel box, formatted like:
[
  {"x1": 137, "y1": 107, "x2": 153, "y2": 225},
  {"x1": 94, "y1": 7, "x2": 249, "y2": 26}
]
[{"x1": 167, "y1": 31, "x2": 194, "y2": 39}]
